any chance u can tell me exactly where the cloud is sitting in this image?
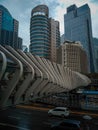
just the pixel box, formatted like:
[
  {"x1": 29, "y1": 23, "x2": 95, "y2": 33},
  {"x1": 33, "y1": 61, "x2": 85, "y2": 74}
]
[
  {"x1": 0, "y1": 0, "x2": 98, "y2": 47},
  {"x1": 90, "y1": 0, "x2": 98, "y2": 3},
  {"x1": 0, "y1": 0, "x2": 60, "y2": 47}
]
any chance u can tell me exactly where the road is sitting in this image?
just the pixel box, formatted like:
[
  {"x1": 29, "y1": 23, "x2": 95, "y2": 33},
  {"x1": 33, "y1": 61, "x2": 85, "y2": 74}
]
[
  {"x1": 0, "y1": 106, "x2": 49, "y2": 130},
  {"x1": 0, "y1": 103, "x2": 98, "y2": 130}
]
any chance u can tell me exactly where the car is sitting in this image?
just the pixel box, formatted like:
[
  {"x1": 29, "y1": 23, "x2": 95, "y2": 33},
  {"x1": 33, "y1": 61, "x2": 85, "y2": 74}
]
[
  {"x1": 48, "y1": 107, "x2": 70, "y2": 117},
  {"x1": 51, "y1": 119, "x2": 83, "y2": 130}
]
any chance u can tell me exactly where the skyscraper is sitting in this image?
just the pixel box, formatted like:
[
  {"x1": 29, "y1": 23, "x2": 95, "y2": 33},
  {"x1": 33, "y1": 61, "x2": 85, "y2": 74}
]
[
  {"x1": 93, "y1": 38, "x2": 98, "y2": 72},
  {"x1": 64, "y1": 4, "x2": 95, "y2": 72},
  {"x1": 49, "y1": 18, "x2": 60, "y2": 62},
  {"x1": 60, "y1": 34, "x2": 65, "y2": 44},
  {"x1": 29, "y1": 5, "x2": 50, "y2": 59},
  {"x1": 29, "y1": 5, "x2": 60, "y2": 61},
  {"x1": 0, "y1": 5, "x2": 22, "y2": 49}
]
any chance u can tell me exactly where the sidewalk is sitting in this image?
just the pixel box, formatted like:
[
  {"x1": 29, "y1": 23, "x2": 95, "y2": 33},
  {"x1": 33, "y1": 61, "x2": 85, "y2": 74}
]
[{"x1": 70, "y1": 107, "x2": 98, "y2": 115}]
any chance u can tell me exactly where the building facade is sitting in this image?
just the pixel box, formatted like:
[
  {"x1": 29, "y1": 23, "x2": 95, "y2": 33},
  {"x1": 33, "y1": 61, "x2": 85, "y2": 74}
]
[
  {"x1": 93, "y1": 38, "x2": 98, "y2": 72},
  {"x1": 0, "y1": 5, "x2": 22, "y2": 49},
  {"x1": 57, "y1": 40, "x2": 88, "y2": 73},
  {"x1": 64, "y1": 4, "x2": 95, "y2": 72},
  {"x1": 49, "y1": 18, "x2": 60, "y2": 62},
  {"x1": 60, "y1": 34, "x2": 65, "y2": 44},
  {"x1": 29, "y1": 5, "x2": 60, "y2": 61},
  {"x1": 29, "y1": 5, "x2": 50, "y2": 59}
]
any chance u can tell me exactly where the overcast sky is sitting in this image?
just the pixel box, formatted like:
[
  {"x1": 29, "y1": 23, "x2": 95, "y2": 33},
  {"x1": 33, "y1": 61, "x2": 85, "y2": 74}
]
[{"x1": 0, "y1": 0, "x2": 98, "y2": 47}]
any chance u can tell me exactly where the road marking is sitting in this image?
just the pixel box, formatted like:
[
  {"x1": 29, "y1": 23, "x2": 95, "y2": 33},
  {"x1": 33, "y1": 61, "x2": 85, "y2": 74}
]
[
  {"x1": 0, "y1": 122, "x2": 30, "y2": 130},
  {"x1": 8, "y1": 116, "x2": 21, "y2": 120},
  {"x1": 43, "y1": 121, "x2": 51, "y2": 126},
  {"x1": 43, "y1": 118, "x2": 59, "y2": 126},
  {"x1": 0, "y1": 122, "x2": 6, "y2": 126}
]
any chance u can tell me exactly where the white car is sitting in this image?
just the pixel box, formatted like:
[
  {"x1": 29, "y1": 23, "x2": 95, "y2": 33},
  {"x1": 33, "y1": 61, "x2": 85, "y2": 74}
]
[{"x1": 48, "y1": 107, "x2": 70, "y2": 117}]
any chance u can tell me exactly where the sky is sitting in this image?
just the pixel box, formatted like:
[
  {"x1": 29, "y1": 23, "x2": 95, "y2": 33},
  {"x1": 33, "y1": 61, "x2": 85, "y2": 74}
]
[{"x1": 0, "y1": 0, "x2": 98, "y2": 47}]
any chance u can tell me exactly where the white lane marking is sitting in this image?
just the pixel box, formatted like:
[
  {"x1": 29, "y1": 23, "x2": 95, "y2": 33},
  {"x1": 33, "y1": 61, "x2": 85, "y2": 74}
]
[
  {"x1": 0, "y1": 122, "x2": 30, "y2": 130},
  {"x1": 0, "y1": 122, "x2": 6, "y2": 126},
  {"x1": 43, "y1": 121, "x2": 51, "y2": 126},
  {"x1": 8, "y1": 116, "x2": 21, "y2": 120},
  {"x1": 19, "y1": 111, "x2": 31, "y2": 115}
]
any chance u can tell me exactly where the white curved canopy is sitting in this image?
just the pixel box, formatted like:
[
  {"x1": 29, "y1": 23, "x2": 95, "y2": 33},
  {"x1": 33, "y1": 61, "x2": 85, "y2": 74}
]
[{"x1": 0, "y1": 45, "x2": 91, "y2": 108}]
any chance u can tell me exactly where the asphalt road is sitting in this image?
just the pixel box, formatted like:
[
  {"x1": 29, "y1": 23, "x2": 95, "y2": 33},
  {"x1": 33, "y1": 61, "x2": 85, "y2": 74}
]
[{"x1": 0, "y1": 104, "x2": 98, "y2": 130}]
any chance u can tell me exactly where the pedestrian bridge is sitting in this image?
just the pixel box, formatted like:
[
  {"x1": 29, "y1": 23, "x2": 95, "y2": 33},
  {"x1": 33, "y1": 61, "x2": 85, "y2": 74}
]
[{"x1": 0, "y1": 45, "x2": 91, "y2": 108}]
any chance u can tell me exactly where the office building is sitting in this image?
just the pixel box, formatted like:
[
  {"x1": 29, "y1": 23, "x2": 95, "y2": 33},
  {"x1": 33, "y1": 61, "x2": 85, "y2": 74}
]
[
  {"x1": 57, "y1": 40, "x2": 88, "y2": 73},
  {"x1": 49, "y1": 18, "x2": 60, "y2": 62},
  {"x1": 0, "y1": 5, "x2": 22, "y2": 49},
  {"x1": 64, "y1": 4, "x2": 95, "y2": 72},
  {"x1": 29, "y1": 5, "x2": 50, "y2": 59},
  {"x1": 29, "y1": 5, "x2": 60, "y2": 61},
  {"x1": 93, "y1": 38, "x2": 98, "y2": 72},
  {"x1": 60, "y1": 34, "x2": 65, "y2": 44}
]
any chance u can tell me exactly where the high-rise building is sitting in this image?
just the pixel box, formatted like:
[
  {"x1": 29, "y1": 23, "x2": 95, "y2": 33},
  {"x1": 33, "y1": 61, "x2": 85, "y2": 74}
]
[
  {"x1": 64, "y1": 4, "x2": 95, "y2": 72},
  {"x1": 18, "y1": 37, "x2": 22, "y2": 50},
  {"x1": 29, "y1": 5, "x2": 50, "y2": 59},
  {"x1": 0, "y1": 5, "x2": 22, "y2": 49},
  {"x1": 29, "y1": 5, "x2": 60, "y2": 61},
  {"x1": 60, "y1": 34, "x2": 65, "y2": 44},
  {"x1": 57, "y1": 40, "x2": 88, "y2": 73},
  {"x1": 55, "y1": 21, "x2": 60, "y2": 48},
  {"x1": 93, "y1": 38, "x2": 98, "y2": 72},
  {"x1": 49, "y1": 18, "x2": 60, "y2": 62}
]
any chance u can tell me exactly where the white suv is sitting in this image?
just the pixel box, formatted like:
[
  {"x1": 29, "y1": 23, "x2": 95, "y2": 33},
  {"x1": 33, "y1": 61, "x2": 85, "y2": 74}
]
[{"x1": 48, "y1": 107, "x2": 70, "y2": 117}]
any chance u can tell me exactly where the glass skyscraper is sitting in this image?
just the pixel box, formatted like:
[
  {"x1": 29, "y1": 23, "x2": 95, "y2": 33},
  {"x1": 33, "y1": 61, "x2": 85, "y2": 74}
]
[
  {"x1": 29, "y1": 5, "x2": 50, "y2": 59},
  {"x1": 0, "y1": 5, "x2": 22, "y2": 49},
  {"x1": 64, "y1": 4, "x2": 95, "y2": 72},
  {"x1": 93, "y1": 38, "x2": 98, "y2": 72}
]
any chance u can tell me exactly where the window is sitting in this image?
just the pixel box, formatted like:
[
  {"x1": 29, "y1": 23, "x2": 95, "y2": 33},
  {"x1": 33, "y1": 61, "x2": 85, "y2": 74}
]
[{"x1": 53, "y1": 109, "x2": 65, "y2": 112}]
